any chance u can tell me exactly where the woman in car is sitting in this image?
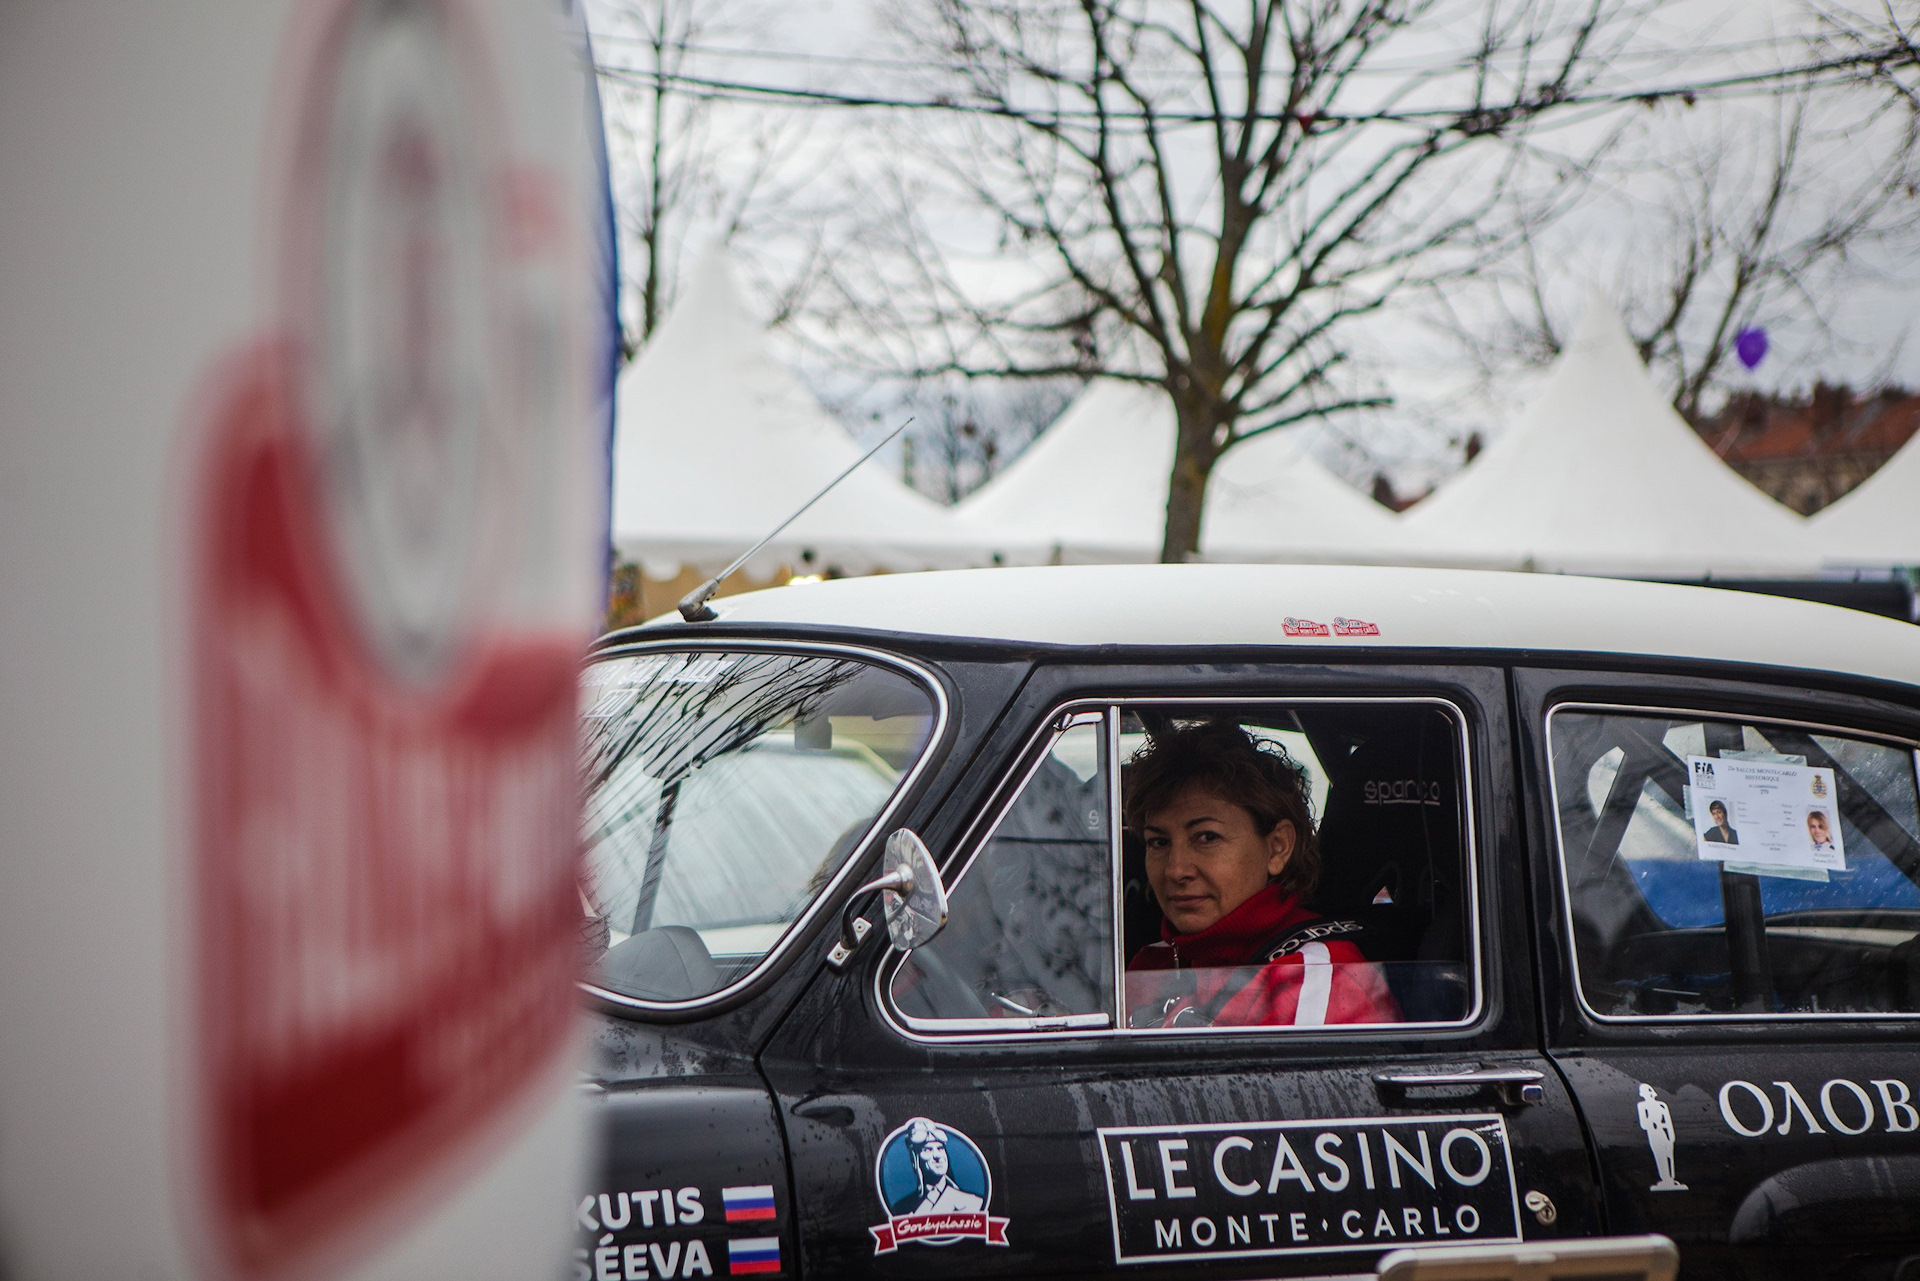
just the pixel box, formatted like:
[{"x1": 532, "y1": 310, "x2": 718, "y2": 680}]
[{"x1": 1124, "y1": 721, "x2": 1400, "y2": 1028}]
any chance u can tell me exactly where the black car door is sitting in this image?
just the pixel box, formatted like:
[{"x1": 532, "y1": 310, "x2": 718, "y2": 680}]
[
  {"x1": 763, "y1": 660, "x2": 1601, "y2": 1280},
  {"x1": 1516, "y1": 666, "x2": 1920, "y2": 1280}
]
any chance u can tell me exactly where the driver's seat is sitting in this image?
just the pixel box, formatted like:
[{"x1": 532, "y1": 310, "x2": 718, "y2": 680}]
[{"x1": 1311, "y1": 709, "x2": 1467, "y2": 1021}]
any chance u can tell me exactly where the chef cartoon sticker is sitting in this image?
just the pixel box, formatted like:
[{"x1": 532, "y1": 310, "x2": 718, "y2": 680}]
[{"x1": 870, "y1": 1118, "x2": 1010, "y2": 1254}]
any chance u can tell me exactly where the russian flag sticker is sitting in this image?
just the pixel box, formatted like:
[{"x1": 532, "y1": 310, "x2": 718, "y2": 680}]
[
  {"x1": 722, "y1": 1185, "x2": 777, "y2": 1223},
  {"x1": 727, "y1": 1237, "x2": 781, "y2": 1275}
]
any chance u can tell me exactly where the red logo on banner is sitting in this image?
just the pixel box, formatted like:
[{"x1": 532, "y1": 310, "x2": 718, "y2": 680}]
[
  {"x1": 870, "y1": 1212, "x2": 1011, "y2": 1253},
  {"x1": 189, "y1": 0, "x2": 592, "y2": 1274},
  {"x1": 193, "y1": 351, "x2": 581, "y2": 1278},
  {"x1": 1282, "y1": 616, "x2": 1331, "y2": 637},
  {"x1": 1331, "y1": 616, "x2": 1381, "y2": 636}
]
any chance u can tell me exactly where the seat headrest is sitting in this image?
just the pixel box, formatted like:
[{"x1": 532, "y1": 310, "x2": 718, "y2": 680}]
[
  {"x1": 1312, "y1": 713, "x2": 1460, "y2": 914},
  {"x1": 597, "y1": 924, "x2": 721, "y2": 1001}
]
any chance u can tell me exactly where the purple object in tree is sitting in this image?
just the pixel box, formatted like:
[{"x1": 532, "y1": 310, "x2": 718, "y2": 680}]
[{"x1": 1734, "y1": 326, "x2": 1769, "y2": 369}]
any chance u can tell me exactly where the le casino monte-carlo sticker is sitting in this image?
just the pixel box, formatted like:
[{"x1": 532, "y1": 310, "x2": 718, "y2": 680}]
[{"x1": 1097, "y1": 1115, "x2": 1521, "y2": 1266}]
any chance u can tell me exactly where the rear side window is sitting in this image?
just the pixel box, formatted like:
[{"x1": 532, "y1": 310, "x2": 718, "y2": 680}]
[{"x1": 1547, "y1": 706, "x2": 1920, "y2": 1020}]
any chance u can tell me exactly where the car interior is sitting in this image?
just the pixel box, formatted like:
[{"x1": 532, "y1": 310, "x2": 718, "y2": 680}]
[
  {"x1": 1119, "y1": 703, "x2": 1475, "y2": 1025},
  {"x1": 892, "y1": 715, "x2": 1115, "y2": 1024},
  {"x1": 1550, "y1": 710, "x2": 1920, "y2": 1017},
  {"x1": 893, "y1": 700, "x2": 1477, "y2": 1029}
]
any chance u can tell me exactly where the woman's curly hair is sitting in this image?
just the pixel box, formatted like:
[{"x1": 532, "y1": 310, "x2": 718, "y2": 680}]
[{"x1": 1122, "y1": 720, "x2": 1321, "y2": 899}]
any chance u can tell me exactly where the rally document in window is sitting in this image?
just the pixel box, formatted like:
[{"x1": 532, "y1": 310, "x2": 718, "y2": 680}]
[{"x1": 1686, "y1": 755, "x2": 1846, "y2": 873}]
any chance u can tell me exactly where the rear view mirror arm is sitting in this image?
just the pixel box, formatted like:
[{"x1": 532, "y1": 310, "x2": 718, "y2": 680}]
[
  {"x1": 826, "y1": 828, "x2": 948, "y2": 970},
  {"x1": 826, "y1": 866, "x2": 914, "y2": 971}
]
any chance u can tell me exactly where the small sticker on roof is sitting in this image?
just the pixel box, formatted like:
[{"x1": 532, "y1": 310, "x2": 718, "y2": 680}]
[
  {"x1": 1331, "y1": 617, "x2": 1380, "y2": 637},
  {"x1": 1282, "y1": 617, "x2": 1331, "y2": 638}
]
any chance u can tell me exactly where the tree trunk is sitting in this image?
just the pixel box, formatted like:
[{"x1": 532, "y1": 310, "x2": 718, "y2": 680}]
[{"x1": 1160, "y1": 390, "x2": 1225, "y2": 563}]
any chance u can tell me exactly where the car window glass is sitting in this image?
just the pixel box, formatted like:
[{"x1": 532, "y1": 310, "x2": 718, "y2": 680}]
[
  {"x1": 1816, "y1": 735, "x2": 1920, "y2": 841},
  {"x1": 580, "y1": 649, "x2": 937, "y2": 1004},
  {"x1": 1120, "y1": 704, "x2": 1472, "y2": 1031},
  {"x1": 1550, "y1": 708, "x2": 1920, "y2": 1018},
  {"x1": 891, "y1": 699, "x2": 1477, "y2": 1037},
  {"x1": 890, "y1": 712, "x2": 1114, "y2": 1028}
]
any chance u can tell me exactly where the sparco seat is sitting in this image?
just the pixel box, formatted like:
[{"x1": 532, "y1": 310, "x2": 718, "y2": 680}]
[{"x1": 1309, "y1": 707, "x2": 1470, "y2": 1022}]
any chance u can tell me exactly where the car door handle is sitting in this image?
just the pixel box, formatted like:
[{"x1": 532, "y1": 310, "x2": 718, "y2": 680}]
[
  {"x1": 791, "y1": 1095, "x2": 858, "y2": 1127},
  {"x1": 1372, "y1": 1067, "x2": 1546, "y2": 1106}
]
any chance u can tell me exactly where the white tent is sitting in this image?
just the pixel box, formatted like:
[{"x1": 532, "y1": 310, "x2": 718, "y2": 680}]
[
  {"x1": 957, "y1": 379, "x2": 1403, "y2": 563},
  {"x1": 1811, "y1": 430, "x2": 1920, "y2": 566},
  {"x1": 609, "y1": 253, "x2": 991, "y2": 580},
  {"x1": 1203, "y1": 429, "x2": 1407, "y2": 562},
  {"x1": 1399, "y1": 301, "x2": 1821, "y2": 578},
  {"x1": 957, "y1": 380, "x2": 1164, "y2": 562}
]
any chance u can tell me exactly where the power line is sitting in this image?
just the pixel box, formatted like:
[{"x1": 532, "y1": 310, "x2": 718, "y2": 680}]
[
  {"x1": 591, "y1": 29, "x2": 1844, "y2": 80},
  {"x1": 595, "y1": 44, "x2": 1914, "y2": 127}
]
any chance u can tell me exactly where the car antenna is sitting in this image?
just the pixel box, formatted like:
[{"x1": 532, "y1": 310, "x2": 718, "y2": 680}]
[{"x1": 677, "y1": 416, "x2": 915, "y2": 622}]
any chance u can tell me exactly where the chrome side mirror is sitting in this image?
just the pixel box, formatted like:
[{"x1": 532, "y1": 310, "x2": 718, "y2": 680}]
[
  {"x1": 878, "y1": 828, "x2": 948, "y2": 950},
  {"x1": 827, "y1": 829, "x2": 948, "y2": 969}
]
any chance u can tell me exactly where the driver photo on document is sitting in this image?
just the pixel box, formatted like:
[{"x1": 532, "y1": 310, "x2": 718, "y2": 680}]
[
  {"x1": 1123, "y1": 721, "x2": 1400, "y2": 1029},
  {"x1": 1703, "y1": 799, "x2": 1740, "y2": 845},
  {"x1": 1807, "y1": 809, "x2": 1837, "y2": 853}
]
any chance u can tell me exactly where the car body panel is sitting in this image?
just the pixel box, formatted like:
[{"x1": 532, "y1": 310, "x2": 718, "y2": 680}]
[
  {"x1": 755, "y1": 659, "x2": 1601, "y2": 1278},
  {"x1": 581, "y1": 1079, "x2": 792, "y2": 1281},
  {"x1": 682, "y1": 565, "x2": 1920, "y2": 691}
]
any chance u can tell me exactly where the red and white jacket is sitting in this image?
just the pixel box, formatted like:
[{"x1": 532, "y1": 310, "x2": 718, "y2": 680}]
[{"x1": 1125, "y1": 884, "x2": 1401, "y2": 1028}]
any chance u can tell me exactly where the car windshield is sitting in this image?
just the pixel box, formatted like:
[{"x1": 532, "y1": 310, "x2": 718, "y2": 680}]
[{"x1": 579, "y1": 648, "x2": 938, "y2": 1004}]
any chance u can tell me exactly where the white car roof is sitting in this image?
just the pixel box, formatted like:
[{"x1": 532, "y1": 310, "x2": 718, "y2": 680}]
[{"x1": 645, "y1": 564, "x2": 1920, "y2": 692}]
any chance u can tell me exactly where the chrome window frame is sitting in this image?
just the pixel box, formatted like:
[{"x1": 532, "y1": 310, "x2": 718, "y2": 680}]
[
  {"x1": 577, "y1": 638, "x2": 950, "y2": 1017},
  {"x1": 1544, "y1": 699, "x2": 1920, "y2": 1025},
  {"x1": 880, "y1": 694, "x2": 1486, "y2": 1043}
]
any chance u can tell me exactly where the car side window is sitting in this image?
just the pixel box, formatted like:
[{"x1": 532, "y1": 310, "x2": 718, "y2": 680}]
[
  {"x1": 890, "y1": 711, "x2": 1116, "y2": 1031},
  {"x1": 889, "y1": 699, "x2": 1480, "y2": 1036},
  {"x1": 1120, "y1": 703, "x2": 1472, "y2": 1031},
  {"x1": 1548, "y1": 706, "x2": 1920, "y2": 1019}
]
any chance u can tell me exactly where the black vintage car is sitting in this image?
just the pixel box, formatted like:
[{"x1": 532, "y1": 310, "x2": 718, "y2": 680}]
[{"x1": 571, "y1": 564, "x2": 1920, "y2": 1281}]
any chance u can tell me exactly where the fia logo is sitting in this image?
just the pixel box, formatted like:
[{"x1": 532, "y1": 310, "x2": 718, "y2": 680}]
[
  {"x1": 869, "y1": 1118, "x2": 1010, "y2": 1254},
  {"x1": 1691, "y1": 759, "x2": 1716, "y2": 787}
]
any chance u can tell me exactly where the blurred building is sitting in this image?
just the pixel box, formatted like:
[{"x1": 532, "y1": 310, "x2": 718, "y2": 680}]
[{"x1": 1696, "y1": 384, "x2": 1920, "y2": 515}]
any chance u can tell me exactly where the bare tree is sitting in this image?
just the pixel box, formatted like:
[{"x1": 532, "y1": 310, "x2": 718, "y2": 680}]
[
  {"x1": 1808, "y1": 2, "x2": 1920, "y2": 117},
  {"x1": 801, "y1": 0, "x2": 1635, "y2": 561},
  {"x1": 595, "y1": 0, "x2": 824, "y2": 356},
  {"x1": 1437, "y1": 83, "x2": 1920, "y2": 424}
]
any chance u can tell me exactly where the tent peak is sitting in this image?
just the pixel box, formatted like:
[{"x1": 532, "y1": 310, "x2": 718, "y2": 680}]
[
  {"x1": 1564, "y1": 292, "x2": 1639, "y2": 360},
  {"x1": 1396, "y1": 289, "x2": 1816, "y2": 576},
  {"x1": 630, "y1": 247, "x2": 761, "y2": 372},
  {"x1": 609, "y1": 246, "x2": 989, "y2": 580}
]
